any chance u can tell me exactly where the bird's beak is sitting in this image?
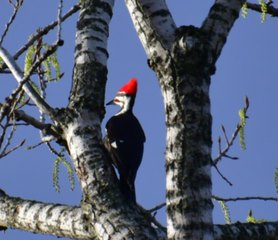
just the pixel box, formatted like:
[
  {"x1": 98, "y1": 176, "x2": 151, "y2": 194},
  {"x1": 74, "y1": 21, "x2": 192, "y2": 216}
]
[{"x1": 106, "y1": 99, "x2": 115, "y2": 106}]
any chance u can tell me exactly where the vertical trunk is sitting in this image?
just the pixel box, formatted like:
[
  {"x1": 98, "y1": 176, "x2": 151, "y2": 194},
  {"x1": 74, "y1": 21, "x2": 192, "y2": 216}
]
[
  {"x1": 162, "y1": 71, "x2": 213, "y2": 239},
  {"x1": 62, "y1": 0, "x2": 165, "y2": 238},
  {"x1": 146, "y1": 23, "x2": 214, "y2": 239}
]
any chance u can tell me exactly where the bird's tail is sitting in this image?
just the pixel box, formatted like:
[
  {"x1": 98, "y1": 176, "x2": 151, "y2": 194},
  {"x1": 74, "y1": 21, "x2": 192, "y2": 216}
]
[{"x1": 119, "y1": 178, "x2": 136, "y2": 203}]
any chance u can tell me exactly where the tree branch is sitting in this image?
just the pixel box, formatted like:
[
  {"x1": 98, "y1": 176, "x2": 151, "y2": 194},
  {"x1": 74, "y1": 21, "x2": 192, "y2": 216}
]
[
  {"x1": 125, "y1": 0, "x2": 176, "y2": 58},
  {"x1": 2, "y1": 189, "x2": 278, "y2": 240},
  {"x1": 214, "y1": 221, "x2": 278, "y2": 239},
  {"x1": 0, "y1": 0, "x2": 24, "y2": 45},
  {"x1": 0, "y1": 139, "x2": 25, "y2": 158},
  {"x1": 13, "y1": 4, "x2": 80, "y2": 61},
  {"x1": 201, "y1": 0, "x2": 244, "y2": 64},
  {"x1": 0, "y1": 46, "x2": 55, "y2": 118},
  {"x1": 65, "y1": 1, "x2": 167, "y2": 238},
  {"x1": 213, "y1": 195, "x2": 278, "y2": 202},
  {"x1": 246, "y1": 1, "x2": 278, "y2": 17},
  {"x1": 0, "y1": 190, "x2": 96, "y2": 239},
  {"x1": 213, "y1": 124, "x2": 241, "y2": 165}
]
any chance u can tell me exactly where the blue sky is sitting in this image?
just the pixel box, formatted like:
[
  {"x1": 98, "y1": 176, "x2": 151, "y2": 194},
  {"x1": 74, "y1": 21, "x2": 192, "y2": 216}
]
[{"x1": 0, "y1": 1, "x2": 278, "y2": 239}]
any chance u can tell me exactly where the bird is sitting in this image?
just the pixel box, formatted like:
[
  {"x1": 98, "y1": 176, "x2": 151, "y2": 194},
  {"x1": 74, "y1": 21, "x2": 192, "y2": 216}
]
[{"x1": 104, "y1": 78, "x2": 145, "y2": 203}]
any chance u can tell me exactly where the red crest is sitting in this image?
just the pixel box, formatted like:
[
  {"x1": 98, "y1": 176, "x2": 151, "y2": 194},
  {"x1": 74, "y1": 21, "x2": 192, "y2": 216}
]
[{"x1": 118, "y1": 78, "x2": 138, "y2": 96}]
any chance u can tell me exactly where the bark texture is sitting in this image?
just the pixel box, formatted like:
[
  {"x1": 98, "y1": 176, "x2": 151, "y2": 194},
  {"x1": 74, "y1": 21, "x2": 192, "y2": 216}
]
[
  {"x1": 61, "y1": 0, "x2": 165, "y2": 239},
  {"x1": 0, "y1": 191, "x2": 94, "y2": 239},
  {"x1": 126, "y1": 0, "x2": 245, "y2": 239},
  {"x1": 1, "y1": 0, "x2": 278, "y2": 239}
]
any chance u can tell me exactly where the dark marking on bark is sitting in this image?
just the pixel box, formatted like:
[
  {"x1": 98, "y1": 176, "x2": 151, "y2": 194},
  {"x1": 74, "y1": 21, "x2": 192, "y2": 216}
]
[
  {"x1": 149, "y1": 9, "x2": 170, "y2": 18},
  {"x1": 69, "y1": 61, "x2": 107, "y2": 119},
  {"x1": 80, "y1": 0, "x2": 113, "y2": 19}
]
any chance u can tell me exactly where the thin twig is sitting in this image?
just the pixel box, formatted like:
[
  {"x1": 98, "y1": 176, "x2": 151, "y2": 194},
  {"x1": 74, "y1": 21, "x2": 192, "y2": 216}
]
[
  {"x1": 13, "y1": 4, "x2": 80, "y2": 62},
  {"x1": 147, "y1": 196, "x2": 278, "y2": 215},
  {"x1": 213, "y1": 195, "x2": 278, "y2": 202},
  {"x1": 0, "y1": 139, "x2": 25, "y2": 158},
  {"x1": 0, "y1": 0, "x2": 24, "y2": 45},
  {"x1": 0, "y1": 117, "x2": 10, "y2": 148},
  {"x1": 0, "y1": 117, "x2": 17, "y2": 156},
  {"x1": 211, "y1": 160, "x2": 233, "y2": 186},
  {"x1": 57, "y1": 0, "x2": 64, "y2": 41},
  {"x1": 0, "y1": 45, "x2": 56, "y2": 119},
  {"x1": 213, "y1": 124, "x2": 241, "y2": 165},
  {"x1": 213, "y1": 97, "x2": 249, "y2": 165},
  {"x1": 148, "y1": 203, "x2": 166, "y2": 213}
]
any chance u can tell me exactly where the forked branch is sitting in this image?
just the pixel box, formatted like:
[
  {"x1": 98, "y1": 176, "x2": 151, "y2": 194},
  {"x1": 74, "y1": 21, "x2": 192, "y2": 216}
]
[
  {"x1": 214, "y1": 97, "x2": 249, "y2": 165},
  {"x1": 0, "y1": 46, "x2": 55, "y2": 118}
]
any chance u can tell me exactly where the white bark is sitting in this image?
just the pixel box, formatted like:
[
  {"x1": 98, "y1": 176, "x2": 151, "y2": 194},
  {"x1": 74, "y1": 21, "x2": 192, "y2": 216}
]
[
  {"x1": 0, "y1": 191, "x2": 94, "y2": 239},
  {"x1": 125, "y1": 0, "x2": 176, "y2": 57},
  {"x1": 66, "y1": 0, "x2": 166, "y2": 238},
  {"x1": 75, "y1": 2, "x2": 113, "y2": 66},
  {"x1": 201, "y1": 0, "x2": 245, "y2": 62},
  {"x1": 1, "y1": 0, "x2": 278, "y2": 239},
  {"x1": 125, "y1": 0, "x2": 248, "y2": 239}
]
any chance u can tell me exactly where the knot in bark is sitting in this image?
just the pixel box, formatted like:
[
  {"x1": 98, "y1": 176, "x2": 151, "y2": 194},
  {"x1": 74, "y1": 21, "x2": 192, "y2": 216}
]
[{"x1": 172, "y1": 25, "x2": 214, "y2": 76}]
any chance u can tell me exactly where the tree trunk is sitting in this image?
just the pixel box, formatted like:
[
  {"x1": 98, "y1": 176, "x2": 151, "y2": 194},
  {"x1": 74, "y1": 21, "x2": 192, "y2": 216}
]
[
  {"x1": 2, "y1": 0, "x2": 278, "y2": 239},
  {"x1": 60, "y1": 0, "x2": 165, "y2": 239},
  {"x1": 126, "y1": 0, "x2": 245, "y2": 239}
]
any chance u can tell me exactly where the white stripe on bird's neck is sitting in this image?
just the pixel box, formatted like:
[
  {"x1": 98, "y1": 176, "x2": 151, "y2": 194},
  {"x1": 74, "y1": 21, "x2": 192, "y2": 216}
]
[{"x1": 114, "y1": 94, "x2": 133, "y2": 115}]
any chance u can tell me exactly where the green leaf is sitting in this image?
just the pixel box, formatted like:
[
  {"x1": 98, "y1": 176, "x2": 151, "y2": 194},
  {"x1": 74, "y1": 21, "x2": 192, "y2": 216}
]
[
  {"x1": 24, "y1": 44, "x2": 36, "y2": 76},
  {"x1": 238, "y1": 108, "x2": 247, "y2": 150},
  {"x1": 0, "y1": 57, "x2": 4, "y2": 68},
  {"x1": 274, "y1": 167, "x2": 278, "y2": 192},
  {"x1": 218, "y1": 201, "x2": 231, "y2": 224},
  {"x1": 53, "y1": 157, "x2": 61, "y2": 192},
  {"x1": 259, "y1": 0, "x2": 268, "y2": 23},
  {"x1": 241, "y1": 3, "x2": 248, "y2": 18},
  {"x1": 42, "y1": 44, "x2": 61, "y2": 81},
  {"x1": 43, "y1": 55, "x2": 52, "y2": 81},
  {"x1": 50, "y1": 51, "x2": 61, "y2": 80},
  {"x1": 52, "y1": 152, "x2": 75, "y2": 192},
  {"x1": 60, "y1": 157, "x2": 75, "y2": 191},
  {"x1": 246, "y1": 210, "x2": 267, "y2": 223}
]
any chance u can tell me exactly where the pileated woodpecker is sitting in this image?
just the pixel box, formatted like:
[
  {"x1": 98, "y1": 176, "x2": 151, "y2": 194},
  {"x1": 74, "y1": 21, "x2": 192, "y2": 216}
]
[{"x1": 104, "y1": 78, "x2": 145, "y2": 203}]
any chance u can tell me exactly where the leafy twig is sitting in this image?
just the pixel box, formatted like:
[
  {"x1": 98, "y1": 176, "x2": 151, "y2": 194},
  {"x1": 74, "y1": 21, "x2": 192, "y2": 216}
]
[
  {"x1": 247, "y1": 209, "x2": 267, "y2": 223},
  {"x1": 238, "y1": 96, "x2": 249, "y2": 150},
  {"x1": 218, "y1": 200, "x2": 231, "y2": 224},
  {"x1": 47, "y1": 144, "x2": 75, "y2": 192},
  {"x1": 0, "y1": 45, "x2": 57, "y2": 119},
  {"x1": 213, "y1": 96, "x2": 249, "y2": 165},
  {"x1": 245, "y1": 1, "x2": 278, "y2": 17}
]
